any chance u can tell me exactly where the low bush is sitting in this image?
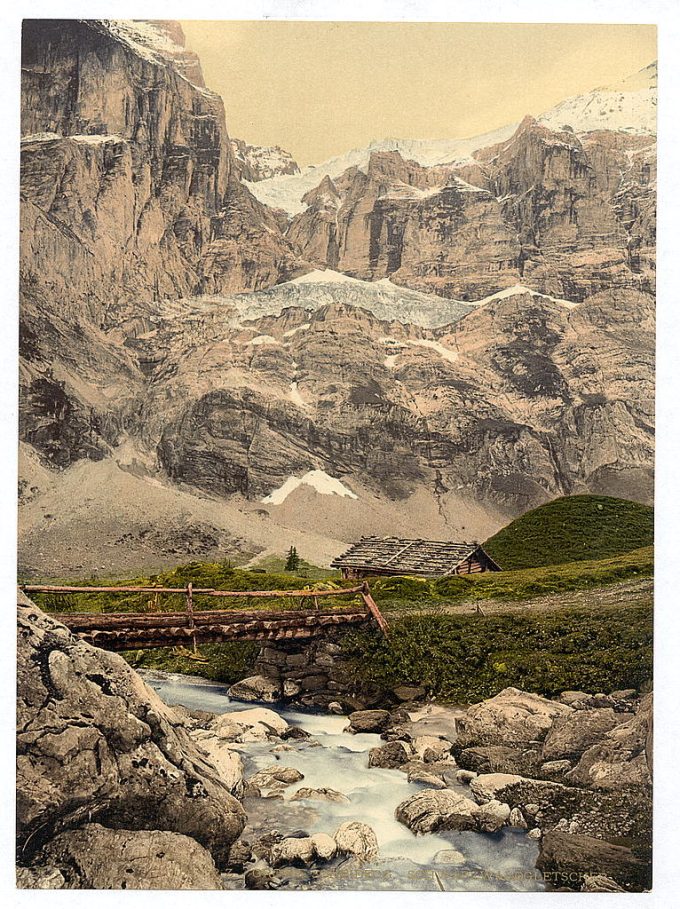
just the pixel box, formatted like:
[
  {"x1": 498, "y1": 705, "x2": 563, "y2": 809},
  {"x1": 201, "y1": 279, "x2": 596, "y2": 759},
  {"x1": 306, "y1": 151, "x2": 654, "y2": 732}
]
[{"x1": 340, "y1": 602, "x2": 653, "y2": 703}]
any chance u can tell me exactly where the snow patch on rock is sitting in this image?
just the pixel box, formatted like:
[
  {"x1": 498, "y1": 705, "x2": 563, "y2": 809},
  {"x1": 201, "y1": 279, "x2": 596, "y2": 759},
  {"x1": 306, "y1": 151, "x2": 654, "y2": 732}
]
[
  {"x1": 262, "y1": 470, "x2": 358, "y2": 505},
  {"x1": 472, "y1": 284, "x2": 580, "y2": 310},
  {"x1": 291, "y1": 269, "x2": 364, "y2": 286},
  {"x1": 248, "y1": 334, "x2": 279, "y2": 346}
]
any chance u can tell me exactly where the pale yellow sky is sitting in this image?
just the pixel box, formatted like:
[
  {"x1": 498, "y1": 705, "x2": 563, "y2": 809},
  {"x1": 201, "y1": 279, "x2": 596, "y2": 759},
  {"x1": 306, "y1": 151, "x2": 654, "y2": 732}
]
[{"x1": 180, "y1": 21, "x2": 656, "y2": 165}]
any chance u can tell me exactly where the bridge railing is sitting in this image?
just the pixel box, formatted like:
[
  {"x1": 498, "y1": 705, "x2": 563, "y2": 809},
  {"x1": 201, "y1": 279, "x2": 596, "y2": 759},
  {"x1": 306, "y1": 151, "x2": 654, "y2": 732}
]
[{"x1": 19, "y1": 580, "x2": 389, "y2": 644}]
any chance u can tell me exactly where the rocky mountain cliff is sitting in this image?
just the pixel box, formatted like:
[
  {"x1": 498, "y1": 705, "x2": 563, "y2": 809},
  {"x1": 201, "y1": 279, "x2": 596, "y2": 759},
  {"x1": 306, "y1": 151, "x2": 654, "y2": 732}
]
[
  {"x1": 20, "y1": 19, "x2": 304, "y2": 467},
  {"x1": 288, "y1": 119, "x2": 655, "y2": 301},
  {"x1": 231, "y1": 138, "x2": 300, "y2": 182},
  {"x1": 134, "y1": 278, "x2": 653, "y2": 509},
  {"x1": 18, "y1": 24, "x2": 656, "y2": 573}
]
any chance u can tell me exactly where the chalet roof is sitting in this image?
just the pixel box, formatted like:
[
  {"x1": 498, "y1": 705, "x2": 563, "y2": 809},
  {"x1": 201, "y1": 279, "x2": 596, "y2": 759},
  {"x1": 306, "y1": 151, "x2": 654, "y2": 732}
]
[{"x1": 331, "y1": 536, "x2": 500, "y2": 577}]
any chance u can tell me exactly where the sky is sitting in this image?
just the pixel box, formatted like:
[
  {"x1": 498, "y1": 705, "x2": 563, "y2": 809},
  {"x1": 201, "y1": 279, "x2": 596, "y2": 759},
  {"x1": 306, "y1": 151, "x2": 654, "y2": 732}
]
[{"x1": 180, "y1": 21, "x2": 656, "y2": 166}]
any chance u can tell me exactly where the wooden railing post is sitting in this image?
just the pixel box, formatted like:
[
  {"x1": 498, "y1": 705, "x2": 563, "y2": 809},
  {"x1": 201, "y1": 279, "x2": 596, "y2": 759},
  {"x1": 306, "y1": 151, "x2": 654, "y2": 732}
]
[
  {"x1": 360, "y1": 581, "x2": 390, "y2": 637},
  {"x1": 186, "y1": 582, "x2": 197, "y2": 652}
]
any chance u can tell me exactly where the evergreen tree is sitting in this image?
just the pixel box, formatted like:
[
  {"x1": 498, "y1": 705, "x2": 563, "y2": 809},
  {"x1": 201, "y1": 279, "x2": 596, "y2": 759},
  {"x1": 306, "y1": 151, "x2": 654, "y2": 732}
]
[{"x1": 285, "y1": 545, "x2": 300, "y2": 572}]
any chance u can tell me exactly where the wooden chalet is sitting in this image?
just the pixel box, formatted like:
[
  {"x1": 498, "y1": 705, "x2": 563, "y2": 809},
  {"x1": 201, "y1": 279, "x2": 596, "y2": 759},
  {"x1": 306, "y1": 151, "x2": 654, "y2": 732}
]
[{"x1": 331, "y1": 536, "x2": 502, "y2": 579}]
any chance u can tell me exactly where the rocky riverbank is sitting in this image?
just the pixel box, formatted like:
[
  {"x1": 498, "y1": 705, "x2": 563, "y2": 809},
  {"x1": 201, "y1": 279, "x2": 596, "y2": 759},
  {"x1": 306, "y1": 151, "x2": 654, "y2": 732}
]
[{"x1": 16, "y1": 597, "x2": 651, "y2": 892}]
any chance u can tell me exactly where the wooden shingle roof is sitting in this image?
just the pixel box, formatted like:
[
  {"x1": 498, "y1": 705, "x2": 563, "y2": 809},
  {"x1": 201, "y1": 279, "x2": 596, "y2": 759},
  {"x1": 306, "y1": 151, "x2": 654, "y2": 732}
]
[{"x1": 331, "y1": 536, "x2": 500, "y2": 577}]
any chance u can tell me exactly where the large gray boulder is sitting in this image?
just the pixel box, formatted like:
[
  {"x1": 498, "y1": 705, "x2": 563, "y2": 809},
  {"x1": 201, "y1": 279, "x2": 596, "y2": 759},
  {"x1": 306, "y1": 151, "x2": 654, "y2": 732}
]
[
  {"x1": 395, "y1": 789, "x2": 480, "y2": 834},
  {"x1": 34, "y1": 824, "x2": 223, "y2": 890},
  {"x1": 17, "y1": 598, "x2": 245, "y2": 869},
  {"x1": 454, "y1": 687, "x2": 572, "y2": 751},
  {"x1": 334, "y1": 822, "x2": 379, "y2": 860},
  {"x1": 566, "y1": 695, "x2": 653, "y2": 791},
  {"x1": 227, "y1": 675, "x2": 283, "y2": 703},
  {"x1": 536, "y1": 830, "x2": 650, "y2": 892},
  {"x1": 542, "y1": 709, "x2": 621, "y2": 762},
  {"x1": 368, "y1": 740, "x2": 412, "y2": 768},
  {"x1": 346, "y1": 709, "x2": 391, "y2": 734}
]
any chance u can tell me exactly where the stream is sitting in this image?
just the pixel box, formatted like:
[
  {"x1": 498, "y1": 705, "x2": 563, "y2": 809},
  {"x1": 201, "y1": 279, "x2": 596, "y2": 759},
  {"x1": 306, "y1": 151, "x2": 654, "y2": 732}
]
[{"x1": 144, "y1": 671, "x2": 543, "y2": 892}]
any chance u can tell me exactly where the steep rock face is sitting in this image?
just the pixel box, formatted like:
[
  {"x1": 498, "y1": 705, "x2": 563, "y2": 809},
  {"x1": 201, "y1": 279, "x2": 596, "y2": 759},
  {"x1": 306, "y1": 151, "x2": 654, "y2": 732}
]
[
  {"x1": 19, "y1": 19, "x2": 301, "y2": 466},
  {"x1": 288, "y1": 118, "x2": 655, "y2": 301},
  {"x1": 231, "y1": 137, "x2": 300, "y2": 181},
  {"x1": 129, "y1": 281, "x2": 653, "y2": 510},
  {"x1": 17, "y1": 594, "x2": 246, "y2": 870},
  {"x1": 288, "y1": 151, "x2": 519, "y2": 299},
  {"x1": 21, "y1": 19, "x2": 300, "y2": 308}
]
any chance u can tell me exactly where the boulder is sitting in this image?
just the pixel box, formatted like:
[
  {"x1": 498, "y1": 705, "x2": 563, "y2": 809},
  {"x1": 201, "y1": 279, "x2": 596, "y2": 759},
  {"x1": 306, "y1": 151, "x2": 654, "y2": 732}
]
[
  {"x1": 269, "y1": 835, "x2": 326, "y2": 867},
  {"x1": 334, "y1": 822, "x2": 379, "y2": 860},
  {"x1": 566, "y1": 695, "x2": 652, "y2": 791},
  {"x1": 455, "y1": 769, "x2": 478, "y2": 785},
  {"x1": 407, "y1": 768, "x2": 447, "y2": 789},
  {"x1": 16, "y1": 601, "x2": 245, "y2": 868},
  {"x1": 475, "y1": 799, "x2": 511, "y2": 833},
  {"x1": 215, "y1": 706, "x2": 289, "y2": 738},
  {"x1": 227, "y1": 675, "x2": 283, "y2": 703},
  {"x1": 542, "y1": 709, "x2": 620, "y2": 762},
  {"x1": 469, "y1": 773, "x2": 524, "y2": 804},
  {"x1": 290, "y1": 787, "x2": 349, "y2": 803},
  {"x1": 455, "y1": 744, "x2": 541, "y2": 776},
  {"x1": 189, "y1": 730, "x2": 245, "y2": 796},
  {"x1": 393, "y1": 685, "x2": 426, "y2": 702},
  {"x1": 311, "y1": 832, "x2": 338, "y2": 862},
  {"x1": 35, "y1": 824, "x2": 223, "y2": 889},
  {"x1": 248, "y1": 765, "x2": 304, "y2": 795},
  {"x1": 346, "y1": 709, "x2": 391, "y2": 734},
  {"x1": 411, "y1": 735, "x2": 453, "y2": 763},
  {"x1": 368, "y1": 740, "x2": 412, "y2": 769},
  {"x1": 536, "y1": 830, "x2": 650, "y2": 892},
  {"x1": 454, "y1": 688, "x2": 572, "y2": 751},
  {"x1": 395, "y1": 789, "x2": 479, "y2": 834}
]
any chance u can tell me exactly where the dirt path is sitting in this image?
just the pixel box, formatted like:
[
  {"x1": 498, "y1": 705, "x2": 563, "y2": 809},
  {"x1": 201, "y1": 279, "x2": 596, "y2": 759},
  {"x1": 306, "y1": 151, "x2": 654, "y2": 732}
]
[{"x1": 389, "y1": 576, "x2": 653, "y2": 617}]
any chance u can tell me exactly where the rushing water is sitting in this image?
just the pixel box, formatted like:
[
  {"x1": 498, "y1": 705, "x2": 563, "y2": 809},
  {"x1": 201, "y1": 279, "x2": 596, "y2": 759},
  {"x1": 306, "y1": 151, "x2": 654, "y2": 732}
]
[{"x1": 143, "y1": 671, "x2": 543, "y2": 892}]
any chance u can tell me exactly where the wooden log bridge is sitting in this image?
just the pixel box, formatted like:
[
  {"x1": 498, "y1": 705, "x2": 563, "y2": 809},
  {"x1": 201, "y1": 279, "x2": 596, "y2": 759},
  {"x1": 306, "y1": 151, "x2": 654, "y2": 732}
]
[{"x1": 20, "y1": 582, "x2": 389, "y2": 651}]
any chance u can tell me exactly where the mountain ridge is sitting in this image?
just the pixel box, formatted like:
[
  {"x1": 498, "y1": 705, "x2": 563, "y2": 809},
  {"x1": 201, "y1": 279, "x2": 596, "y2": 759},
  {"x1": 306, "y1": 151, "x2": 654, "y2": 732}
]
[
  {"x1": 247, "y1": 60, "x2": 657, "y2": 216},
  {"x1": 18, "y1": 23, "x2": 656, "y2": 573}
]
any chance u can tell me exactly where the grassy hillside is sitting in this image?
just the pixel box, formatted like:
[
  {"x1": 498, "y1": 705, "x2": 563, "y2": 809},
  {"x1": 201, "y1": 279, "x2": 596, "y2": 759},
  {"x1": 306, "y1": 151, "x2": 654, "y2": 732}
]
[
  {"x1": 25, "y1": 546, "x2": 653, "y2": 616},
  {"x1": 375, "y1": 546, "x2": 653, "y2": 611},
  {"x1": 341, "y1": 601, "x2": 653, "y2": 703},
  {"x1": 483, "y1": 495, "x2": 654, "y2": 570}
]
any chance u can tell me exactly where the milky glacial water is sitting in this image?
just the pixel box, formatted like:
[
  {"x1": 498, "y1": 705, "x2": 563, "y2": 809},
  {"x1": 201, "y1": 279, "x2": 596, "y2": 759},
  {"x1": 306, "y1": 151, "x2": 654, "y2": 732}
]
[{"x1": 144, "y1": 671, "x2": 543, "y2": 892}]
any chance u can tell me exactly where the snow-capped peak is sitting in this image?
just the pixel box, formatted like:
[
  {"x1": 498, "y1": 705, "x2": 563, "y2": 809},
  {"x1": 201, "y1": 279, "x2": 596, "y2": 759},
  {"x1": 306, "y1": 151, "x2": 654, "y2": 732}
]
[
  {"x1": 244, "y1": 61, "x2": 656, "y2": 217},
  {"x1": 537, "y1": 61, "x2": 656, "y2": 136}
]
